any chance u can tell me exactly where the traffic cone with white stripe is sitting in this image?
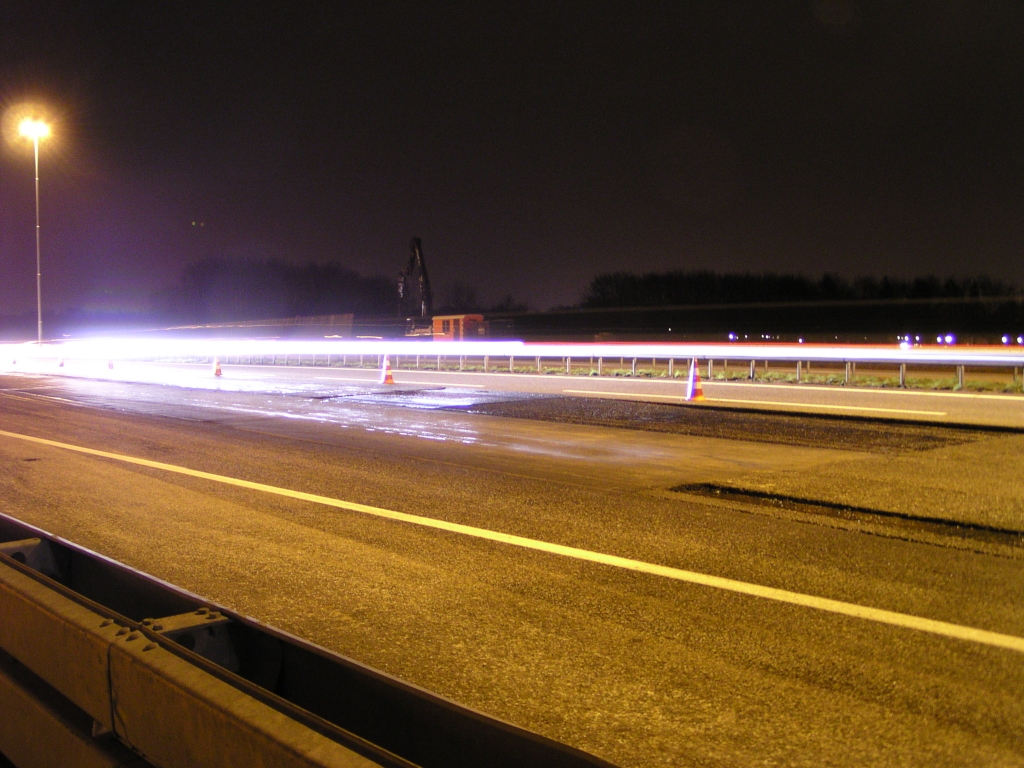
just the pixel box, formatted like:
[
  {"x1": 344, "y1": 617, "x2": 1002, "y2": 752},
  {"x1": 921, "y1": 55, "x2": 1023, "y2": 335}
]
[
  {"x1": 380, "y1": 355, "x2": 394, "y2": 385},
  {"x1": 213, "y1": 357, "x2": 222, "y2": 377},
  {"x1": 685, "y1": 357, "x2": 705, "y2": 402}
]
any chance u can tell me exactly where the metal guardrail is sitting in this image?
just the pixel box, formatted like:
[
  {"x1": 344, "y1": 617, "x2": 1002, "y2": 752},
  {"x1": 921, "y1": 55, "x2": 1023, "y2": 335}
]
[
  {"x1": 5, "y1": 338, "x2": 1024, "y2": 394},
  {"x1": 0, "y1": 512, "x2": 615, "y2": 768},
  {"x1": 6, "y1": 337, "x2": 1024, "y2": 367}
]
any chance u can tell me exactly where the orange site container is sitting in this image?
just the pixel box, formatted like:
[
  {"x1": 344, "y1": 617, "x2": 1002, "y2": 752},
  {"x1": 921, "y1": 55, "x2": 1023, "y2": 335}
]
[{"x1": 432, "y1": 314, "x2": 487, "y2": 340}]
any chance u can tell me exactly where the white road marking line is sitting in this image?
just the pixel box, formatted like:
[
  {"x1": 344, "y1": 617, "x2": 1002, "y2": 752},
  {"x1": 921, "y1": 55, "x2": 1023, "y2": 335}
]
[
  {"x1": 310, "y1": 375, "x2": 485, "y2": 388},
  {"x1": 395, "y1": 380, "x2": 486, "y2": 388},
  {"x1": 704, "y1": 397, "x2": 947, "y2": 417},
  {"x1": 710, "y1": 380, "x2": 1024, "y2": 401},
  {"x1": 26, "y1": 362, "x2": 1024, "y2": 402},
  {"x1": 563, "y1": 389, "x2": 686, "y2": 401},
  {"x1": 562, "y1": 390, "x2": 946, "y2": 416},
  {"x1": 1, "y1": 428, "x2": 1020, "y2": 654},
  {"x1": 318, "y1": 368, "x2": 1023, "y2": 402},
  {"x1": 310, "y1": 375, "x2": 381, "y2": 381}
]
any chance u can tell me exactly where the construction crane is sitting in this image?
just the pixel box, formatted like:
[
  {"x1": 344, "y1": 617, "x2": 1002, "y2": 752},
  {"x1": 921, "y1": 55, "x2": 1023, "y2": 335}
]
[{"x1": 398, "y1": 237, "x2": 433, "y2": 334}]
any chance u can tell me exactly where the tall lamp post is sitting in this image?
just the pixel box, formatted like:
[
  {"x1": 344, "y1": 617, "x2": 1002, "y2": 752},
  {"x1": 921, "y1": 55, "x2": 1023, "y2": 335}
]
[{"x1": 18, "y1": 118, "x2": 50, "y2": 344}]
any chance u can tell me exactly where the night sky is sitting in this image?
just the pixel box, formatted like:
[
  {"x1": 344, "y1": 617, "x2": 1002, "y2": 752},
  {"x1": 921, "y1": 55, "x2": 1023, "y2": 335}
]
[{"x1": 1, "y1": 1, "x2": 1023, "y2": 315}]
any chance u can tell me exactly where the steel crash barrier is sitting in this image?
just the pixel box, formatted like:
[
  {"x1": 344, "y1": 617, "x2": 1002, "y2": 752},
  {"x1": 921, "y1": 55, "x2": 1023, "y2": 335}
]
[
  {"x1": 0, "y1": 513, "x2": 615, "y2": 768},
  {"x1": 6, "y1": 338, "x2": 1024, "y2": 385}
]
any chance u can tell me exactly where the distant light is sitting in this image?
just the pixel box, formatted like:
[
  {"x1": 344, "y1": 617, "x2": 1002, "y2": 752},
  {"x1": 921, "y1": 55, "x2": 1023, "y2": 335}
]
[
  {"x1": 728, "y1": 332, "x2": 737, "y2": 341},
  {"x1": 798, "y1": 338, "x2": 804, "y2": 343},
  {"x1": 18, "y1": 118, "x2": 50, "y2": 140},
  {"x1": 1003, "y1": 335, "x2": 1011, "y2": 344},
  {"x1": 936, "y1": 336, "x2": 943, "y2": 344},
  {"x1": 944, "y1": 334, "x2": 955, "y2": 344},
  {"x1": 1018, "y1": 336, "x2": 1024, "y2": 345}
]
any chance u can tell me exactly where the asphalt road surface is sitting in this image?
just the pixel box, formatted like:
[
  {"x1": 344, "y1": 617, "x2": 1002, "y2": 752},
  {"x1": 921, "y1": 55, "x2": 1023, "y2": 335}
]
[
  {"x1": 9, "y1": 358, "x2": 1024, "y2": 427},
  {"x1": 0, "y1": 370, "x2": 1022, "y2": 767}
]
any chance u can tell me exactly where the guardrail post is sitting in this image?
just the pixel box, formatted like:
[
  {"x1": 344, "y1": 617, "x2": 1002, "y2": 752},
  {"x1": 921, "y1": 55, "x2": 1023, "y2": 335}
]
[
  {"x1": 956, "y1": 364, "x2": 964, "y2": 389},
  {"x1": 536, "y1": 356, "x2": 541, "y2": 373},
  {"x1": 566, "y1": 357, "x2": 571, "y2": 375},
  {"x1": 484, "y1": 355, "x2": 489, "y2": 373},
  {"x1": 707, "y1": 359, "x2": 713, "y2": 379},
  {"x1": 437, "y1": 355, "x2": 442, "y2": 370},
  {"x1": 509, "y1": 356, "x2": 514, "y2": 373},
  {"x1": 899, "y1": 363, "x2": 906, "y2": 388},
  {"x1": 796, "y1": 360, "x2": 801, "y2": 383},
  {"x1": 459, "y1": 355, "x2": 465, "y2": 371},
  {"x1": 749, "y1": 360, "x2": 755, "y2": 380},
  {"x1": 667, "y1": 359, "x2": 673, "y2": 378},
  {"x1": 598, "y1": 357, "x2": 603, "y2": 375},
  {"x1": 844, "y1": 361, "x2": 851, "y2": 384},
  {"x1": 631, "y1": 358, "x2": 637, "y2": 376}
]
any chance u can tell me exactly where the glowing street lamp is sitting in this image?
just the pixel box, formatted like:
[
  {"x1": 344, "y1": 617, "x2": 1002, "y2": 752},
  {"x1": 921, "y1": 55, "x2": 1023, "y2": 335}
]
[{"x1": 18, "y1": 118, "x2": 50, "y2": 344}]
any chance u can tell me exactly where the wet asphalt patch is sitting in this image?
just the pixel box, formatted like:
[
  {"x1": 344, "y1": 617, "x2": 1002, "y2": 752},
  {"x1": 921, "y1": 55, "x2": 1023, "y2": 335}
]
[{"x1": 457, "y1": 396, "x2": 999, "y2": 454}]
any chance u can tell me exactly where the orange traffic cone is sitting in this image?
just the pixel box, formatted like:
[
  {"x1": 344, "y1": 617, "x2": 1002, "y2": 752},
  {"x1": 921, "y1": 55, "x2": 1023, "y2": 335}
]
[
  {"x1": 213, "y1": 357, "x2": 222, "y2": 377},
  {"x1": 685, "y1": 357, "x2": 705, "y2": 402},
  {"x1": 380, "y1": 355, "x2": 395, "y2": 385}
]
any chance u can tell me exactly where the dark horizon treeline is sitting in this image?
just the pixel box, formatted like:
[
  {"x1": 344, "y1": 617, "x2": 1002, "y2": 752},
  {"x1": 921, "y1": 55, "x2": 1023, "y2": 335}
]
[
  {"x1": 154, "y1": 259, "x2": 529, "y2": 322},
  {"x1": 154, "y1": 258, "x2": 395, "y2": 323},
  {"x1": 580, "y1": 271, "x2": 1020, "y2": 310}
]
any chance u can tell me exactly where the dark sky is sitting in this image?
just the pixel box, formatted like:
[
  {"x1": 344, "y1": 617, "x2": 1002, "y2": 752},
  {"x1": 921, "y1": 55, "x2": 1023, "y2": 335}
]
[{"x1": 1, "y1": 1, "x2": 1023, "y2": 314}]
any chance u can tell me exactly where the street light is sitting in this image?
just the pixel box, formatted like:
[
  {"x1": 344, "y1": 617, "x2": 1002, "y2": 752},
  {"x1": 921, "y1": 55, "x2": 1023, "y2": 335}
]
[{"x1": 18, "y1": 118, "x2": 50, "y2": 344}]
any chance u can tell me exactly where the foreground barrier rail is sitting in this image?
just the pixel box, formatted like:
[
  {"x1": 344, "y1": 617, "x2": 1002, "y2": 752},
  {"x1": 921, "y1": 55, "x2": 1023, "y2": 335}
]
[{"x1": 0, "y1": 512, "x2": 615, "y2": 768}]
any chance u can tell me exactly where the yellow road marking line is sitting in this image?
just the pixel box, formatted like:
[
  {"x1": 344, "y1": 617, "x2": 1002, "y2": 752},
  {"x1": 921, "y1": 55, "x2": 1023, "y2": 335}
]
[
  {"x1": 0, "y1": 392, "x2": 39, "y2": 403},
  {"x1": 562, "y1": 390, "x2": 946, "y2": 416},
  {"x1": 1, "y1": 428, "x2": 1020, "y2": 654}
]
